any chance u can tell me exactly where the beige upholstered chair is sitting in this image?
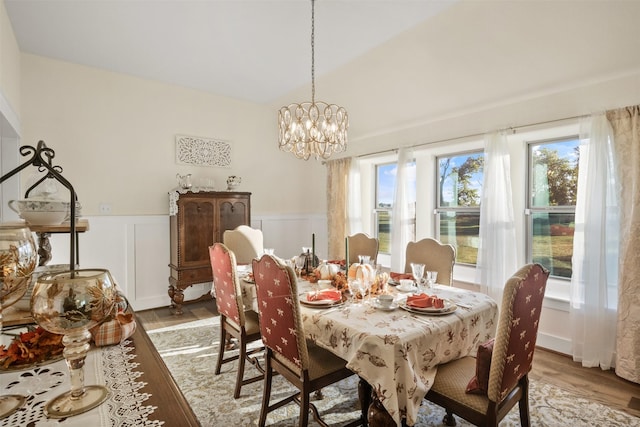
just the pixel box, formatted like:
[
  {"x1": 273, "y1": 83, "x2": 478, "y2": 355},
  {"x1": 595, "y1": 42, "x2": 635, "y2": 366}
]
[
  {"x1": 223, "y1": 225, "x2": 264, "y2": 265},
  {"x1": 347, "y1": 233, "x2": 379, "y2": 265},
  {"x1": 209, "y1": 243, "x2": 264, "y2": 398},
  {"x1": 252, "y1": 254, "x2": 362, "y2": 427},
  {"x1": 404, "y1": 238, "x2": 456, "y2": 285},
  {"x1": 424, "y1": 263, "x2": 549, "y2": 427}
]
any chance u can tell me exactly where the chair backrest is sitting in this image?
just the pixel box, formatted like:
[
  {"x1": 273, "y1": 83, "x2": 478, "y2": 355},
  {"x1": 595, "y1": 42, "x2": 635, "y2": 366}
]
[
  {"x1": 487, "y1": 263, "x2": 549, "y2": 403},
  {"x1": 209, "y1": 242, "x2": 246, "y2": 327},
  {"x1": 347, "y1": 233, "x2": 379, "y2": 265},
  {"x1": 223, "y1": 225, "x2": 264, "y2": 265},
  {"x1": 252, "y1": 254, "x2": 308, "y2": 374},
  {"x1": 404, "y1": 238, "x2": 456, "y2": 285}
]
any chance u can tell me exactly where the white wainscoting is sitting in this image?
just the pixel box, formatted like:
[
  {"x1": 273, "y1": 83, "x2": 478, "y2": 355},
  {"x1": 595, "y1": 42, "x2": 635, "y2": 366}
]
[{"x1": 43, "y1": 214, "x2": 328, "y2": 312}]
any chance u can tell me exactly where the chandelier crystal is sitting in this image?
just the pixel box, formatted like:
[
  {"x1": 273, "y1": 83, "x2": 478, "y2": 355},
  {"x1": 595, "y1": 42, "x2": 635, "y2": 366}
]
[{"x1": 278, "y1": 0, "x2": 348, "y2": 161}]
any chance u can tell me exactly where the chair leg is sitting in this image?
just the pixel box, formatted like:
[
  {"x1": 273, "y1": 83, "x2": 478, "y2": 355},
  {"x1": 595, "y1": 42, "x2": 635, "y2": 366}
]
[
  {"x1": 442, "y1": 410, "x2": 456, "y2": 426},
  {"x1": 234, "y1": 338, "x2": 247, "y2": 398},
  {"x1": 215, "y1": 324, "x2": 227, "y2": 375},
  {"x1": 299, "y1": 391, "x2": 310, "y2": 427},
  {"x1": 258, "y1": 359, "x2": 273, "y2": 427},
  {"x1": 519, "y1": 378, "x2": 531, "y2": 427}
]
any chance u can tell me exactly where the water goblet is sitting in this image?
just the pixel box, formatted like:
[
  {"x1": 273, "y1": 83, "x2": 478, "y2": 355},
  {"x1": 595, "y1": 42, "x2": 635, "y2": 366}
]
[
  {"x1": 349, "y1": 279, "x2": 364, "y2": 305},
  {"x1": 294, "y1": 255, "x2": 305, "y2": 278},
  {"x1": 425, "y1": 271, "x2": 438, "y2": 290},
  {"x1": 30, "y1": 269, "x2": 116, "y2": 418},
  {"x1": 0, "y1": 224, "x2": 37, "y2": 419},
  {"x1": 410, "y1": 263, "x2": 425, "y2": 292}
]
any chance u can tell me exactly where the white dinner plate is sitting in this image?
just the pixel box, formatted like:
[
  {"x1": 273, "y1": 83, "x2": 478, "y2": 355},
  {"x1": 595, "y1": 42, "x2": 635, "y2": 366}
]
[
  {"x1": 396, "y1": 285, "x2": 417, "y2": 293},
  {"x1": 399, "y1": 301, "x2": 457, "y2": 316},
  {"x1": 298, "y1": 292, "x2": 343, "y2": 308},
  {"x1": 405, "y1": 298, "x2": 455, "y2": 313}
]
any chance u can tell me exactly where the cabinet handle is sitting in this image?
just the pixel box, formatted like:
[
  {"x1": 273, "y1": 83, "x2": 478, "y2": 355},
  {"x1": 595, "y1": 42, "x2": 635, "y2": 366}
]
[{"x1": 230, "y1": 205, "x2": 235, "y2": 212}]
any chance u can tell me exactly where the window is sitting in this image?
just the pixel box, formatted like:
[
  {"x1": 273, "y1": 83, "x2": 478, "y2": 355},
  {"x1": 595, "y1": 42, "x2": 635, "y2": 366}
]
[
  {"x1": 436, "y1": 151, "x2": 484, "y2": 265},
  {"x1": 374, "y1": 162, "x2": 416, "y2": 254},
  {"x1": 527, "y1": 137, "x2": 579, "y2": 279}
]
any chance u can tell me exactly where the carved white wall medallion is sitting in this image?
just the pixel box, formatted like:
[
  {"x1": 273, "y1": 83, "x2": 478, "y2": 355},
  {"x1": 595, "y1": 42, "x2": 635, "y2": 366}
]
[{"x1": 175, "y1": 135, "x2": 231, "y2": 167}]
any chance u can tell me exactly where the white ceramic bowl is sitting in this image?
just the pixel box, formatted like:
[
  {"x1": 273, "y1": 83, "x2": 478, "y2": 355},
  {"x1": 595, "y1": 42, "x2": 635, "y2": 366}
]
[{"x1": 8, "y1": 199, "x2": 71, "y2": 226}]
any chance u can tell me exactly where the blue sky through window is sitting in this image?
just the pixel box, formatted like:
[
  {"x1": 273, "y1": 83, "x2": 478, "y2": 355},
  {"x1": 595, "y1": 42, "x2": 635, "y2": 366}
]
[{"x1": 377, "y1": 162, "x2": 416, "y2": 207}]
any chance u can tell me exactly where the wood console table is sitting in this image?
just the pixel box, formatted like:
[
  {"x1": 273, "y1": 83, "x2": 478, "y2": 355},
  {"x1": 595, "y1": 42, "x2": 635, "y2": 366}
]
[
  {"x1": 28, "y1": 219, "x2": 90, "y2": 266},
  {"x1": 0, "y1": 320, "x2": 200, "y2": 426}
]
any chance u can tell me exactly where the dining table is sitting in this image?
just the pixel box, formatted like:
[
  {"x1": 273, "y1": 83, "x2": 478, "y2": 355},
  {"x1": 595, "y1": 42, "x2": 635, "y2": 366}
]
[
  {"x1": 241, "y1": 274, "x2": 499, "y2": 426},
  {"x1": 0, "y1": 317, "x2": 200, "y2": 427}
]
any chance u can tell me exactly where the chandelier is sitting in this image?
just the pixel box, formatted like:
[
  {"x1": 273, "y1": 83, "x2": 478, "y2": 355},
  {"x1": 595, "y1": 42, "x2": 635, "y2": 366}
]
[{"x1": 278, "y1": 0, "x2": 349, "y2": 161}]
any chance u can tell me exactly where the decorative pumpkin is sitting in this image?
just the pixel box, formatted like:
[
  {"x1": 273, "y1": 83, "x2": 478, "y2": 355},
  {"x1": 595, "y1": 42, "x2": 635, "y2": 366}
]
[
  {"x1": 317, "y1": 261, "x2": 340, "y2": 280},
  {"x1": 348, "y1": 263, "x2": 375, "y2": 283}
]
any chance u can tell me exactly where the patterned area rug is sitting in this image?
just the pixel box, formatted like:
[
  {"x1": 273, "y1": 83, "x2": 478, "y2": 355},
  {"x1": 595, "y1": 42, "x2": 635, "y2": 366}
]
[{"x1": 147, "y1": 317, "x2": 640, "y2": 426}]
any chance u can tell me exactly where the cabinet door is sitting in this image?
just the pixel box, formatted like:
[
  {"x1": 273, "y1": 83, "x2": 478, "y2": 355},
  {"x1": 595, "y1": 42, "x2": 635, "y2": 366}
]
[
  {"x1": 180, "y1": 198, "x2": 215, "y2": 266},
  {"x1": 217, "y1": 199, "x2": 248, "y2": 241}
]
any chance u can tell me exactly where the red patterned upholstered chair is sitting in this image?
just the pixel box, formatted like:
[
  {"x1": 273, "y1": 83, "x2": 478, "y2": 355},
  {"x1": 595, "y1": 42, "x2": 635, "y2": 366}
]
[
  {"x1": 252, "y1": 254, "x2": 363, "y2": 427},
  {"x1": 404, "y1": 238, "x2": 456, "y2": 286},
  {"x1": 424, "y1": 263, "x2": 549, "y2": 426},
  {"x1": 209, "y1": 243, "x2": 264, "y2": 399},
  {"x1": 347, "y1": 233, "x2": 379, "y2": 265}
]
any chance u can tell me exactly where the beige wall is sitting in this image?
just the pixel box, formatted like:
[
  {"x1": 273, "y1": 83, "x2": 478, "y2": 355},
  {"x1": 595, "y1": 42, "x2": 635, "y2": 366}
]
[
  {"x1": 20, "y1": 54, "x2": 326, "y2": 216},
  {"x1": 0, "y1": 0, "x2": 20, "y2": 131}
]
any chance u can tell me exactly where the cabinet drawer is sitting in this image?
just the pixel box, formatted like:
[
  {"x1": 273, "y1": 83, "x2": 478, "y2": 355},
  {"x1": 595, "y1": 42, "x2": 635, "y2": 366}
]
[{"x1": 176, "y1": 267, "x2": 212, "y2": 284}]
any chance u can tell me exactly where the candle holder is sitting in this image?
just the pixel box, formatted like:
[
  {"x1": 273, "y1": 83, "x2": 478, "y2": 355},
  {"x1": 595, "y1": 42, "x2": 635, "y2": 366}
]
[
  {"x1": 0, "y1": 224, "x2": 37, "y2": 419},
  {"x1": 30, "y1": 269, "x2": 116, "y2": 418}
]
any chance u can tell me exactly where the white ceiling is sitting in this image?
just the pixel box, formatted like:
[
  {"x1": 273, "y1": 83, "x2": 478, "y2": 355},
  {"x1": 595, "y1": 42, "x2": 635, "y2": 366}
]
[{"x1": 5, "y1": 0, "x2": 459, "y2": 104}]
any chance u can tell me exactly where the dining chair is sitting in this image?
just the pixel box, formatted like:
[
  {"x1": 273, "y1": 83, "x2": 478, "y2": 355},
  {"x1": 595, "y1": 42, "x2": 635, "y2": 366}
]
[
  {"x1": 252, "y1": 254, "x2": 363, "y2": 427},
  {"x1": 423, "y1": 263, "x2": 549, "y2": 427},
  {"x1": 209, "y1": 243, "x2": 264, "y2": 399},
  {"x1": 347, "y1": 232, "x2": 379, "y2": 265},
  {"x1": 404, "y1": 238, "x2": 456, "y2": 285},
  {"x1": 223, "y1": 225, "x2": 264, "y2": 265}
]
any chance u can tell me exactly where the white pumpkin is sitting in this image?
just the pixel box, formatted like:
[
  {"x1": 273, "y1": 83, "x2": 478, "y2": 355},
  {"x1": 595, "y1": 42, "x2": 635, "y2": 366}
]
[
  {"x1": 318, "y1": 261, "x2": 340, "y2": 280},
  {"x1": 348, "y1": 263, "x2": 375, "y2": 283}
]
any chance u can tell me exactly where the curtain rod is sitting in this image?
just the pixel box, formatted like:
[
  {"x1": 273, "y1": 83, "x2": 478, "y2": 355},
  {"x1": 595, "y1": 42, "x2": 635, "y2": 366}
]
[{"x1": 355, "y1": 112, "x2": 589, "y2": 159}]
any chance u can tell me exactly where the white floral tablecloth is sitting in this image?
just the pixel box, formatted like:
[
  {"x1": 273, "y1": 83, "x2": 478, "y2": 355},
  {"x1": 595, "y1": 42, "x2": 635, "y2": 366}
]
[
  {"x1": 0, "y1": 341, "x2": 161, "y2": 427},
  {"x1": 242, "y1": 279, "x2": 498, "y2": 426}
]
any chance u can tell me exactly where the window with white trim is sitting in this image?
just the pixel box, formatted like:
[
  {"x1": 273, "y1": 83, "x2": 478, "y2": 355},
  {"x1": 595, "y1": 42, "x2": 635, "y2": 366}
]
[
  {"x1": 526, "y1": 136, "x2": 580, "y2": 279},
  {"x1": 374, "y1": 162, "x2": 416, "y2": 254},
  {"x1": 435, "y1": 151, "x2": 484, "y2": 265}
]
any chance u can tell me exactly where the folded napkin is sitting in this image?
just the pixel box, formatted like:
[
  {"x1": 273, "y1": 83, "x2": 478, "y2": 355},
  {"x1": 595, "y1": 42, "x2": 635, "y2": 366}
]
[
  {"x1": 406, "y1": 293, "x2": 445, "y2": 309},
  {"x1": 390, "y1": 272, "x2": 414, "y2": 281},
  {"x1": 307, "y1": 289, "x2": 342, "y2": 302}
]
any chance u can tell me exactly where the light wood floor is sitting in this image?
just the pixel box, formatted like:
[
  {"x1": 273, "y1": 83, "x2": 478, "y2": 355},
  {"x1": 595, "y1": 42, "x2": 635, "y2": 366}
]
[{"x1": 137, "y1": 299, "x2": 640, "y2": 420}]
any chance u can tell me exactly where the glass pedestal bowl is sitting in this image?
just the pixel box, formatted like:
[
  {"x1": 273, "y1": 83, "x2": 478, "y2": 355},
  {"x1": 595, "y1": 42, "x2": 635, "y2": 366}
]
[
  {"x1": 30, "y1": 269, "x2": 116, "y2": 418},
  {"x1": 0, "y1": 223, "x2": 37, "y2": 419}
]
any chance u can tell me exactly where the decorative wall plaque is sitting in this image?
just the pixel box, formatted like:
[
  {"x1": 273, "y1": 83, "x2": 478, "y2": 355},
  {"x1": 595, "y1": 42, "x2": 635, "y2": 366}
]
[{"x1": 175, "y1": 135, "x2": 231, "y2": 168}]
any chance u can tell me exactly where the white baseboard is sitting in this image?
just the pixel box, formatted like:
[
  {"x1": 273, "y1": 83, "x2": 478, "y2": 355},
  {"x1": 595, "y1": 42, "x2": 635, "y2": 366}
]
[{"x1": 537, "y1": 332, "x2": 571, "y2": 355}]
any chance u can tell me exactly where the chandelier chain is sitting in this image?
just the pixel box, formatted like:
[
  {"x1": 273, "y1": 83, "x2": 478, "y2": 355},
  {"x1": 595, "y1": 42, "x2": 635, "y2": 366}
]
[{"x1": 311, "y1": 0, "x2": 315, "y2": 103}]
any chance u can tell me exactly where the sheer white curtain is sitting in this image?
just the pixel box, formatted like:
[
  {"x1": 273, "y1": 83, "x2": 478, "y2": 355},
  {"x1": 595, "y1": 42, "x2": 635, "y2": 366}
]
[
  {"x1": 570, "y1": 113, "x2": 619, "y2": 369},
  {"x1": 347, "y1": 157, "x2": 363, "y2": 235},
  {"x1": 390, "y1": 147, "x2": 414, "y2": 272},
  {"x1": 475, "y1": 131, "x2": 517, "y2": 304}
]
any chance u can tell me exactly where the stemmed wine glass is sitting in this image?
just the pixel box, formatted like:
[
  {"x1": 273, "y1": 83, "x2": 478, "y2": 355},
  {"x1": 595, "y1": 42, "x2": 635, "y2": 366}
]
[
  {"x1": 0, "y1": 224, "x2": 37, "y2": 419},
  {"x1": 425, "y1": 271, "x2": 438, "y2": 290},
  {"x1": 294, "y1": 255, "x2": 305, "y2": 278},
  {"x1": 410, "y1": 263, "x2": 425, "y2": 292},
  {"x1": 30, "y1": 269, "x2": 116, "y2": 418}
]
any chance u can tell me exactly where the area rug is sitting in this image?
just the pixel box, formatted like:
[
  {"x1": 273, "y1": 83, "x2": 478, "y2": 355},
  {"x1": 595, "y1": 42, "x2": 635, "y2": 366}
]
[{"x1": 147, "y1": 317, "x2": 640, "y2": 426}]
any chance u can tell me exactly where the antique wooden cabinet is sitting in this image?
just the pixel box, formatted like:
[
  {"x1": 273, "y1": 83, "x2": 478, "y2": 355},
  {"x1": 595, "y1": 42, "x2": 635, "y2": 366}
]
[{"x1": 168, "y1": 191, "x2": 251, "y2": 314}]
